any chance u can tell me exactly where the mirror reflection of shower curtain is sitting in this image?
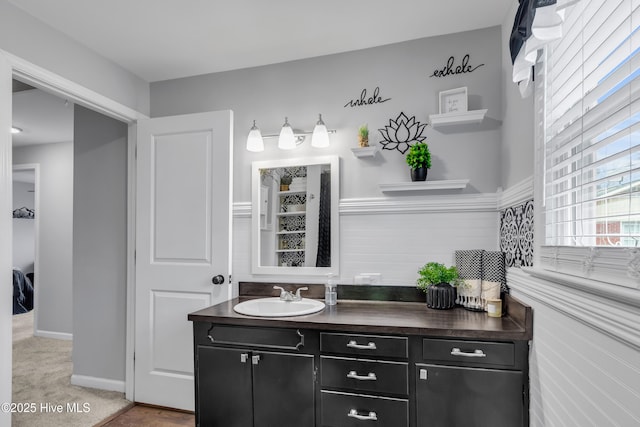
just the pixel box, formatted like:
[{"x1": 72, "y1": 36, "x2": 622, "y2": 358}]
[{"x1": 316, "y1": 171, "x2": 331, "y2": 267}]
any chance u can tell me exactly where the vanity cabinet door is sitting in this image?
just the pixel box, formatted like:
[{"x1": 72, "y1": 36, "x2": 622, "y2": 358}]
[
  {"x1": 415, "y1": 363, "x2": 525, "y2": 427},
  {"x1": 252, "y1": 351, "x2": 316, "y2": 427},
  {"x1": 197, "y1": 346, "x2": 253, "y2": 427},
  {"x1": 197, "y1": 347, "x2": 315, "y2": 427}
]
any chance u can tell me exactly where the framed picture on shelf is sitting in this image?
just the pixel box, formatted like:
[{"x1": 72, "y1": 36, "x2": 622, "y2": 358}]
[{"x1": 439, "y1": 87, "x2": 468, "y2": 114}]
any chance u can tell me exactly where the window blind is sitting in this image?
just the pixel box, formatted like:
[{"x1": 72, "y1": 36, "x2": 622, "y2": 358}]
[{"x1": 544, "y1": 0, "x2": 640, "y2": 247}]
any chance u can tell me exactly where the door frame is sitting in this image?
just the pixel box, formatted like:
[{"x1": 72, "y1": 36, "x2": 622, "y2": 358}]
[{"x1": 0, "y1": 49, "x2": 147, "y2": 406}]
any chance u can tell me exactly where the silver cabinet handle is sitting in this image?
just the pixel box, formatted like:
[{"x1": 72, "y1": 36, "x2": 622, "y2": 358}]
[
  {"x1": 347, "y1": 340, "x2": 377, "y2": 350},
  {"x1": 450, "y1": 347, "x2": 487, "y2": 358},
  {"x1": 252, "y1": 355, "x2": 260, "y2": 365},
  {"x1": 348, "y1": 409, "x2": 378, "y2": 421},
  {"x1": 240, "y1": 353, "x2": 249, "y2": 363},
  {"x1": 347, "y1": 370, "x2": 377, "y2": 381}
]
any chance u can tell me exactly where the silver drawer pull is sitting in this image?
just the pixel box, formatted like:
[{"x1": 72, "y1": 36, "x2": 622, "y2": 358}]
[
  {"x1": 347, "y1": 370, "x2": 377, "y2": 381},
  {"x1": 450, "y1": 347, "x2": 487, "y2": 358},
  {"x1": 347, "y1": 340, "x2": 377, "y2": 350},
  {"x1": 348, "y1": 409, "x2": 378, "y2": 421}
]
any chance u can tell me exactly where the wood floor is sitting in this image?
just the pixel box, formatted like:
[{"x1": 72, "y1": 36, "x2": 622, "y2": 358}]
[{"x1": 97, "y1": 404, "x2": 195, "y2": 427}]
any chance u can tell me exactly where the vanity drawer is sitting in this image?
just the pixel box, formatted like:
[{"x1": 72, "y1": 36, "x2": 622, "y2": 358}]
[
  {"x1": 205, "y1": 324, "x2": 306, "y2": 351},
  {"x1": 321, "y1": 333, "x2": 408, "y2": 359},
  {"x1": 321, "y1": 390, "x2": 408, "y2": 427},
  {"x1": 422, "y1": 338, "x2": 515, "y2": 368},
  {"x1": 321, "y1": 356, "x2": 408, "y2": 395}
]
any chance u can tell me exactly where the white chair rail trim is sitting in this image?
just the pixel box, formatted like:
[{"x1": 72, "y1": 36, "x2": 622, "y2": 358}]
[
  {"x1": 508, "y1": 267, "x2": 640, "y2": 351},
  {"x1": 497, "y1": 176, "x2": 534, "y2": 210},
  {"x1": 234, "y1": 193, "x2": 499, "y2": 218}
]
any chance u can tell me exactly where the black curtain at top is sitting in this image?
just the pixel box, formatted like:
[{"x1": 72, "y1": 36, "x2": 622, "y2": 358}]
[
  {"x1": 316, "y1": 171, "x2": 331, "y2": 267},
  {"x1": 510, "y1": 0, "x2": 557, "y2": 64}
]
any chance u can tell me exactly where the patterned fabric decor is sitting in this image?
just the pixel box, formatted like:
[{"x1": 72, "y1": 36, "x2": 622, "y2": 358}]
[
  {"x1": 455, "y1": 250, "x2": 483, "y2": 310},
  {"x1": 482, "y1": 251, "x2": 507, "y2": 307},
  {"x1": 500, "y1": 199, "x2": 534, "y2": 267},
  {"x1": 455, "y1": 249, "x2": 508, "y2": 311}
]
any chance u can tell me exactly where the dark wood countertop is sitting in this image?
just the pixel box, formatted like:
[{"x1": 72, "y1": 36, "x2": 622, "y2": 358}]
[{"x1": 188, "y1": 283, "x2": 533, "y2": 341}]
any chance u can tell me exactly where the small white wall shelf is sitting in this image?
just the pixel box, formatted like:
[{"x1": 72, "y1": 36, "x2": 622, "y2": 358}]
[
  {"x1": 428, "y1": 109, "x2": 487, "y2": 128},
  {"x1": 379, "y1": 179, "x2": 469, "y2": 193},
  {"x1": 351, "y1": 146, "x2": 378, "y2": 158}
]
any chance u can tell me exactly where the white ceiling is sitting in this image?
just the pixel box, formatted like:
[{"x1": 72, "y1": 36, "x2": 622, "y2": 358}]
[
  {"x1": 10, "y1": 0, "x2": 514, "y2": 82},
  {"x1": 12, "y1": 87, "x2": 74, "y2": 147}
]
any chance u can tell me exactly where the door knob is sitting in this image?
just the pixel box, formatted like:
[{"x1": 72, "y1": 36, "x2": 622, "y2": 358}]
[{"x1": 212, "y1": 275, "x2": 225, "y2": 285}]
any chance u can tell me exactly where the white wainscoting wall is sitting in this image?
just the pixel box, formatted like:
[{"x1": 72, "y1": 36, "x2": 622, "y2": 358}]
[
  {"x1": 232, "y1": 193, "x2": 500, "y2": 285},
  {"x1": 508, "y1": 268, "x2": 640, "y2": 427}
]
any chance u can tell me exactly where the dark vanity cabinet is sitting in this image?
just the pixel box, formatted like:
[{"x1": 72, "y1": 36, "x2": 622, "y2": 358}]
[
  {"x1": 190, "y1": 293, "x2": 532, "y2": 427},
  {"x1": 193, "y1": 323, "x2": 318, "y2": 427},
  {"x1": 415, "y1": 338, "x2": 529, "y2": 427}
]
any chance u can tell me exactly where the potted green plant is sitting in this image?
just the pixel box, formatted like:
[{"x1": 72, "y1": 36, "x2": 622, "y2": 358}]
[
  {"x1": 358, "y1": 124, "x2": 369, "y2": 147},
  {"x1": 416, "y1": 262, "x2": 459, "y2": 309},
  {"x1": 405, "y1": 142, "x2": 431, "y2": 181},
  {"x1": 280, "y1": 174, "x2": 292, "y2": 191}
]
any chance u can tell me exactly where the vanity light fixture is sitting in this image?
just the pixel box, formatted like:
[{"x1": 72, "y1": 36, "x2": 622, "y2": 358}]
[
  {"x1": 245, "y1": 114, "x2": 336, "y2": 152},
  {"x1": 278, "y1": 117, "x2": 296, "y2": 150},
  {"x1": 246, "y1": 120, "x2": 264, "y2": 152},
  {"x1": 11, "y1": 127, "x2": 22, "y2": 134},
  {"x1": 311, "y1": 114, "x2": 330, "y2": 148}
]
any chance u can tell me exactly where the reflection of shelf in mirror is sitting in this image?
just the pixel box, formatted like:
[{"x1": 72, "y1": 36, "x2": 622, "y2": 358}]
[
  {"x1": 276, "y1": 249, "x2": 306, "y2": 253},
  {"x1": 351, "y1": 146, "x2": 378, "y2": 158},
  {"x1": 428, "y1": 109, "x2": 487, "y2": 127},
  {"x1": 276, "y1": 230, "x2": 306, "y2": 235},
  {"x1": 278, "y1": 190, "x2": 306, "y2": 196},
  {"x1": 379, "y1": 179, "x2": 469, "y2": 193},
  {"x1": 277, "y1": 212, "x2": 306, "y2": 216}
]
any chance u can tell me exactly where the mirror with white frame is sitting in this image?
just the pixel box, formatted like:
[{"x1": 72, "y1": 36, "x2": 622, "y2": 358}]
[{"x1": 251, "y1": 156, "x2": 339, "y2": 276}]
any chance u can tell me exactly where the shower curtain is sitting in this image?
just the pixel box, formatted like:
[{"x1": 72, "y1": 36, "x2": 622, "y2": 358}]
[{"x1": 316, "y1": 171, "x2": 331, "y2": 267}]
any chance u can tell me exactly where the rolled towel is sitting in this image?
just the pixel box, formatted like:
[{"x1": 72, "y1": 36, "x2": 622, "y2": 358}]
[
  {"x1": 455, "y1": 250, "x2": 483, "y2": 310},
  {"x1": 481, "y1": 251, "x2": 506, "y2": 310}
]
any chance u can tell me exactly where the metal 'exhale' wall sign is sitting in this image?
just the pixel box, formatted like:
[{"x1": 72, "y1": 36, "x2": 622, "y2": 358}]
[{"x1": 429, "y1": 54, "x2": 485, "y2": 78}]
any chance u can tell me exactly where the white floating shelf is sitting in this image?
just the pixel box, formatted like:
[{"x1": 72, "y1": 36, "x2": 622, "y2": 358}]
[
  {"x1": 429, "y1": 109, "x2": 488, "y2": 127},
  {"x1": 351, "y1": 146, "x2": 378, "y2": 158},
  {"x1": 379, "y1": 179, "x2": 470, "y2": 193}
]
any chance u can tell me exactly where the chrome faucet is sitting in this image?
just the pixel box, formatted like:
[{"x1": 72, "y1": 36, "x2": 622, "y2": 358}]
[{"x1": 273, "y1": 286, "x2": 308, "y2": 302}]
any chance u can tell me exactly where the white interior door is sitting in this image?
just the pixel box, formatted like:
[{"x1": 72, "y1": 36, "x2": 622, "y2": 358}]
[{"x1": 134, "y1": 110, "x2": 233, "y2": 410}]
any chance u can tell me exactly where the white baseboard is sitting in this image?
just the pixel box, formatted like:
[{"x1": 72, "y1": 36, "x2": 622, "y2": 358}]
[
  {"x1": 71, "y1": 374, "x2": 125, "y2": 393},
  {"x1": 34, "y1": 330, "x2": 72, "y2": 341}
]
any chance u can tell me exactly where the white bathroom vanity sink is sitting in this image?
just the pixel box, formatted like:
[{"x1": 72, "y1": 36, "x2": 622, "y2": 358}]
[{"x1": 233, "y1": 297, "x2": 325, "y2": 317}]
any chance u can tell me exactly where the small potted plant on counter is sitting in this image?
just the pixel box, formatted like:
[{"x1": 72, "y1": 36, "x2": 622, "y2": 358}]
[
  {"x1": 406, "y1": 142, "x2": 431, "y2": 181},
  {"x1": 358, "y1": 124, "x2": 369, "y2": 147},
  {"x1": 416, "y1": 262, "x2": 459, "y2": 309}
]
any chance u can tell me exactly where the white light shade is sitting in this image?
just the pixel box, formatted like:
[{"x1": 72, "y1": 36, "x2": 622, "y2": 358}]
[
  {"x1": 246, "y1": 121, "x2": 264, "y2": 152},
  {"x1": 278, "y1": 117, "x2": 296, "y2": 150},
  {"x1": 311, "y1": 114, "x2": 330, "y2": 148},
  {"x1": 11, "y1": 127, "x2": 22, "y2": 134}
]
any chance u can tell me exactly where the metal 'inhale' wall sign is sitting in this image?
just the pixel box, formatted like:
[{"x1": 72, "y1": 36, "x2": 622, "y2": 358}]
[{"x1": 344, "y1": 86, "x2": 391, "y2": 108}]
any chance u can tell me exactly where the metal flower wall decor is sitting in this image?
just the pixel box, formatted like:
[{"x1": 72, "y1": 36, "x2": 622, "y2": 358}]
[{"x1": 378, "y1": 112, "x2": 427, "y2": 154}]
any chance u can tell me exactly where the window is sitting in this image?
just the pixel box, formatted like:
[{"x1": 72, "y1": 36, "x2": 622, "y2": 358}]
[{"x1": 543, "y1": 0, "x2": 640, "y2": 247}]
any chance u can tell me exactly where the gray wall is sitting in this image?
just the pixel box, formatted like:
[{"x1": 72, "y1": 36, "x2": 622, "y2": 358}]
[
  {"x1": 12, "y1": 180, "x2": 35, "y2": 273},
  {"x1": 13, "y1": 142, "x2": 74, "y2": 336},
  {"x1": 151, "y1": 26, "x2": 503, "y2": 201},
  {"x1": 72, "y1": 105, "x2": 128, "y2": 382},
  {"x1": 500, "y1": 1, "x2": 534, "y2": 188},
  {"x1": 0, "y1": 0, "x2": 149, "y2": 115}
]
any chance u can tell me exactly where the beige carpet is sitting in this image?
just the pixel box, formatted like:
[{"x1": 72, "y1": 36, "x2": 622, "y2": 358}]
[{"x1": 12, "y1": 311, "x2": 132, "y2": 426}]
